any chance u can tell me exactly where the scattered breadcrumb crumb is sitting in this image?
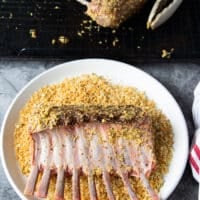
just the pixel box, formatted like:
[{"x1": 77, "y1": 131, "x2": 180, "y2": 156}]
[
  {"x1": 112, "y1": 29, "x2": 116, "y2": 34},
  {"x1": 9, "y1": 13, "x2": 13, "y2": 19},
  {"x1": 54, "y1": 6, "x2": 60, "y2": 9},
  {"x1": 161, "y1": 48, "x2": 174, "y2": 59},
  {"x1": 29, "y1": 29, "x2": 37, "y2": 39},
  {"x1": 58, "y1": 36, "x2": 69, "y2": 45},
  {"x1": 112, "y1": 37, "x2": 119, "y2": 47},
  {"x1": 51, "y1": 38, "x2": 56, "y2": 45}
]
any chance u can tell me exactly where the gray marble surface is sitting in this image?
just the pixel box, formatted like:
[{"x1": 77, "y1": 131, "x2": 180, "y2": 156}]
[{"x1": 0, "y1": 59, "x2": 199, "y2": 200}]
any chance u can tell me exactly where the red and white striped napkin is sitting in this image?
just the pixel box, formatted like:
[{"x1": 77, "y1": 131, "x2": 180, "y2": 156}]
[{"x1": 191, "y1": 82, "x2": 200, "y2": 199}]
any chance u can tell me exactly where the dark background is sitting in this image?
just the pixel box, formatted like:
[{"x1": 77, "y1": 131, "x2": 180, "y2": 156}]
[{"x1": 0, "y1": 0, "x2": 199, "y2": 61}]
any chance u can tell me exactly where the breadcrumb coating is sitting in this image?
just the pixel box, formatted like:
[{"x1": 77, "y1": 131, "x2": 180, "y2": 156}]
[{"x1": 14, "y1": 74, "x2": 173, "y2": 200}]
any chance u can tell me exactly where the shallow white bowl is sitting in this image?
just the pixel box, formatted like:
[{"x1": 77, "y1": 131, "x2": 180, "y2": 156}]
[{"x1": 1, "y1": 59, "x2": 189, "y2": 200}]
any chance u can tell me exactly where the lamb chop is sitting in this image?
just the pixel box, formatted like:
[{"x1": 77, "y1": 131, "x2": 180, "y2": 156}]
[
  {"x1": 76, "y1": 0, "x2": 183, "y2": 29},
  {"x1": 24, "y1": 105, "x2": 159, "y2": 200},
  {"x1": 76, "y1": 0, "x2": 147, "y2": 28}
]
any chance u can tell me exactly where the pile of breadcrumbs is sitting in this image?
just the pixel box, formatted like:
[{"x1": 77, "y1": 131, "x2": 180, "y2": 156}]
[{"x1": 14, "y1": 74, "x2": 173, "y2": 200}]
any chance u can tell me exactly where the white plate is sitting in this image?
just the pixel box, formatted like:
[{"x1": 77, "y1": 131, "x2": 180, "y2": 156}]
[{"x1": 1, "y1": 59, "x2": 188, "y2": 200}]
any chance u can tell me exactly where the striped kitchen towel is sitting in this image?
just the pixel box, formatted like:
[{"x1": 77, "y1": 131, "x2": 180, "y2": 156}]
[
  {"x1": 191, "y1": 82, "x2": 200, "y2": 199},
  {"x1": 190, "y1": 131, "x2": 200, "y2": 182}
]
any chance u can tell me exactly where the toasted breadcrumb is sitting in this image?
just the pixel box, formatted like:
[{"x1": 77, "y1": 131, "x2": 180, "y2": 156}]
[
  {"x1": 29, "y1": 29, "x2": 37, "y2": 39},
  {"x1": 14, "y1": 74, "x2": 173, "y2": 200},
  {"x1": 161, "y1": 48, "x2": 174, "y2": 59},
  {"x1": 58, "y1": 36, "x2": 69, "y2": 44}
]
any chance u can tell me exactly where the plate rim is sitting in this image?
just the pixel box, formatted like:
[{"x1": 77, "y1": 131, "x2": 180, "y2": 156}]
[{"x1": 0, "y1": 58, "x2": 189, "y2": 200}]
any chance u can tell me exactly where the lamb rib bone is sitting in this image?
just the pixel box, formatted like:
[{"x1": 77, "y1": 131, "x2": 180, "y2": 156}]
[{"x1": 24, "y1": 105, "x2": 159, "y2": 200}]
